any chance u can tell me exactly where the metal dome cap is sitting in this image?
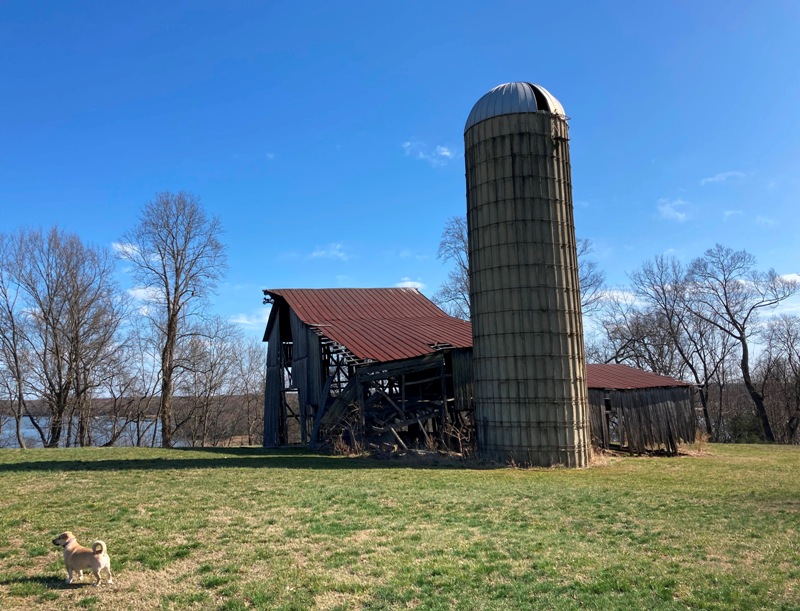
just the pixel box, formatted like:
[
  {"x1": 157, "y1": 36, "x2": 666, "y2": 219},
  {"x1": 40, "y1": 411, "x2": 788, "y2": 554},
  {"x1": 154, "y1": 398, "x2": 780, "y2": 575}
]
[{"x1": 464, "y1": 82, "x2": 565, "y2": 132}]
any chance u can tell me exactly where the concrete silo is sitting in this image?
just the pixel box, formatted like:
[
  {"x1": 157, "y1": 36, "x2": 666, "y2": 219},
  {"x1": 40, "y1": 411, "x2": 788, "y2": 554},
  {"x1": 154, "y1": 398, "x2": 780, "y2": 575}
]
[{"x1": 465, "y1": 82, "x2": 590, "y2": 467}]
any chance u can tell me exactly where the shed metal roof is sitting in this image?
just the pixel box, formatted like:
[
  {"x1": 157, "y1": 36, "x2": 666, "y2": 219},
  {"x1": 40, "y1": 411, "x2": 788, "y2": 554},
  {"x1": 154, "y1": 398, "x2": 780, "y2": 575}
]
[
  {"x1": 586, "y1": 364, "x2": 690, "y2": 390},
  {"x1": 263, "y1": 288, "x2": 473, "y2": 362}
]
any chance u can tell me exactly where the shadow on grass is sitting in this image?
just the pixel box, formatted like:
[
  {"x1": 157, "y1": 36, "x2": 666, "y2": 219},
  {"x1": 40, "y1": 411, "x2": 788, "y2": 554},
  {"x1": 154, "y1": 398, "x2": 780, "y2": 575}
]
[
  {"x1": 0, "y1": 573, "x2": 69, "y2": 589},
  {"x1": 0, "y1": 447, "x2": 491, "y2": 473}
]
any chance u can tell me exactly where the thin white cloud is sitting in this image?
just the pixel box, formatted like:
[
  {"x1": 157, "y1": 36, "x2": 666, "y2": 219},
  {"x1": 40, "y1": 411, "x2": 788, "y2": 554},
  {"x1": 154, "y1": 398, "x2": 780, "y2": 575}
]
[
  {"x1": 230, "y1": 310, "x2": 270, "y2": 330},
  {"x1": 111, "y1": 242, "x2": 139, "y2": 258},
  {"x1": 395, "y1": 277, "x2": 425, "y2": 290},
  {"x1": 756, "y1": 216, "x2": 777, "y2": 227},
  {"x1": 775, "y1": 293, "x2": 800, "y2": 316},
  {"x1": 435, "y1": 145, "x2": 455, "y2": 159},
  {"x1": 657, "y1": 198, "x2": 689, "y2": 222},
  {"x1": 309, "y1": 243, "x2": 350, "y2": 261},
  {"x1": 402, "y1": 141, "x2": 458, "y2": 167},
  {"x1": 781, "y1": 273, "x2": 800, "y2": 283},
  {"x1": 127, "y1": 286, "x2": 161, "y2": 302},
  {"x1": 398, "y1": 249, "x2": 429, "y2": 261},
  {"x1": 596, "y1": 288, "x2": 642, "y2": 308},
  {"x1": 700, "y1": 171, "x2": 745, "y2": 186},
  {"x1": 723, "y1": 210, "x2": 742, "y2": 221}
]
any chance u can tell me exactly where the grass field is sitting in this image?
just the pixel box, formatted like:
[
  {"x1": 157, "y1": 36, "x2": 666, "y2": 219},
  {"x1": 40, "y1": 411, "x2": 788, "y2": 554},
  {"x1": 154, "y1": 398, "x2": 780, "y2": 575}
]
[{"x1": 0, "y1": 444, "x2": 798, "y2": 610}]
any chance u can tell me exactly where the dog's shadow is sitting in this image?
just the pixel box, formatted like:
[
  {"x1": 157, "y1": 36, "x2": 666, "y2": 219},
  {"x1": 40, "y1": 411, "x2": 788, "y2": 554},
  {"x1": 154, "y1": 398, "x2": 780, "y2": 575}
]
[{"x1": 0, "y1": 574, "x2": 95, "y2": 590}]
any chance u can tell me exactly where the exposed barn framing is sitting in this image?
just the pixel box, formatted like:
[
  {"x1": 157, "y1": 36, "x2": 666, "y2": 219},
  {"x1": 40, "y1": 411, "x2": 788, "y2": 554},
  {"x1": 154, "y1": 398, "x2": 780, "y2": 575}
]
[{"x1": 262, "y1": 289, "x2": 474, "y2": 452}]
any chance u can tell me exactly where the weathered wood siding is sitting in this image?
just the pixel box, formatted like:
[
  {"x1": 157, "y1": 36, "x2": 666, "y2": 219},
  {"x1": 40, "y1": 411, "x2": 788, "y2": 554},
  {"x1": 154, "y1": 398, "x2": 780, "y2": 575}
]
[
  {"x1": 451, "y1": 348, "x2": 474, "y2": 413},
  {"x1": 289, "y1": 310, "x2": 323, "y2": 443},
  {"x1": 263, "y1": 311, "x2": 282, "y2": 448},
  {"x1": 588, "y1": 387, "x2": 696, "y2": 455}
]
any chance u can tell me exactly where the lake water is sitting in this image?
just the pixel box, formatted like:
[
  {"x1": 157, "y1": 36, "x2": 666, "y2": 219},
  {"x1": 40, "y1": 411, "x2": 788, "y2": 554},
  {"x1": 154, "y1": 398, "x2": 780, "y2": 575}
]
[{"x1": 0, "y1": 415, "x2": 163, "y2": 448}]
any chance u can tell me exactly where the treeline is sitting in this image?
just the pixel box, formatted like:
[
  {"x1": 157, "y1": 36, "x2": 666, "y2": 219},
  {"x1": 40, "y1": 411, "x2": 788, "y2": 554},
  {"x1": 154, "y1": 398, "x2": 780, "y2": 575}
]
[
  {"x1": 587, "y1": 245, "x2": 799, "y2": 444},
  {"x1": 434, "y1": 216, "x2": 800, "y2": 445},
  {"x1": 0, "y1": 192, "x2": 264, "y2": 449}
]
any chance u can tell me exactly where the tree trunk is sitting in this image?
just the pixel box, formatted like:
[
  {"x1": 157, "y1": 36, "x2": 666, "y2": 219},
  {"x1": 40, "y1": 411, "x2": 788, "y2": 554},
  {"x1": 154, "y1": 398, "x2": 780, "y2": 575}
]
[
  {"x1": 48, "y1": 410, "x2": 63, "y2": 448},
  {"x1": 160, "y1": 372, "x2": 173, "y2": 448},
  {"x1": 740, "y1": 341, "x2": 776, "y2": 442},
  {"x1": 14, "y1": 395, "x2": 26, "y2": 449},
  {"x1": 787, "y1": 412, "x2": 800, "y2": 444},
  {"x1": 160, "y1": 312, "x2": 179, "y2": 448},
  {"x1": 698, "y1": 387, "x2": 713, "y2": 438}
]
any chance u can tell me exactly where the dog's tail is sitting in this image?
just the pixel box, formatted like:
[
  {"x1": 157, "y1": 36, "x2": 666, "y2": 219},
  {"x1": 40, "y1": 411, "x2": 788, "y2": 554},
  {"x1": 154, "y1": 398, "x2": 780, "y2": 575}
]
[{"x1": 92, "y1": 541, "x2": 107, "y2": 555}]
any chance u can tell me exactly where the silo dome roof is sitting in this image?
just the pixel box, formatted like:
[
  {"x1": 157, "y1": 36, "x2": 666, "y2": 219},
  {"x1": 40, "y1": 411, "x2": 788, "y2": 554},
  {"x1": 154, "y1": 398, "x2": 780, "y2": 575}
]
[{"x1": 465, "y1": 82, "x2": 565, "y2": 132}]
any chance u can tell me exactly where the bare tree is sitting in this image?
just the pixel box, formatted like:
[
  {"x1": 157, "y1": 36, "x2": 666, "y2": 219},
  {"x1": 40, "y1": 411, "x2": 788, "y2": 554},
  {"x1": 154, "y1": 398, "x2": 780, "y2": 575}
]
[
  {"x1": 687, "y1": 244, "x2": 798, "y2": 443},
  {"x1": 65, "y1": 243, "x2": 126, "y2": 447},
  {"x1": 628, "y1": 255, "x2": 737, "y2": 439},
  {"x1": 576, "y1": 238, "x2": 606, "y2": 315},
  {"x1": 432, "y1": 214, "x2": 605, "y2": 320},
  {"x1": 119, "y1": 192, "x2": 227, "y2": 447},
  {"x1": 231, "y1": 336, "x2": 266, "y2": 445},
  {"x1": 173, "y1": 316, "x2": 239, "y2": 446},
  {"x1": 433, "y1": 216, "x2": 470, "y2": 319},
  {"x1": 597, "y1": 291, "x2": 687, "y2": 377},
  {"x1": 94, "y1": 316, "x2": 162, "y2": 447},
  {"x1": 0, "y1": 228, "x2": 123, "y2": 447},
  {"x1": 13, "y1": 229, "x2": 73, "y2": 446},
  {"x1": 0, "y1": 233, "x2": 29, "y2": 447},
  {"x1": 757, "y1": 315, "x2": 800, "y2": 443}
]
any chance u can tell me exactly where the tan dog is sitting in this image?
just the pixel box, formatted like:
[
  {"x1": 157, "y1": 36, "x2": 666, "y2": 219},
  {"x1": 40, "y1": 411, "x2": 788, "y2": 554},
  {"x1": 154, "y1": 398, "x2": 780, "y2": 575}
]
[{"x1": 51, "y1": 531, "x2": 113, "y2": 586}]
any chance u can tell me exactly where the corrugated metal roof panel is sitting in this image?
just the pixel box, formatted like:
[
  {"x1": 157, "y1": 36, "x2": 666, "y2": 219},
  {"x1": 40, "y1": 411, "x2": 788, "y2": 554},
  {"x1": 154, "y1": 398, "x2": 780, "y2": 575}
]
[
  {"x1": 263, "y1": 288, "x2": 472, "y2": 362},
  {"x1": 263, "y1": 289, "x2": 689, "y2": 385},
  {"x1": 586, "y1": 364, "x2": 690, "y2": 390}
]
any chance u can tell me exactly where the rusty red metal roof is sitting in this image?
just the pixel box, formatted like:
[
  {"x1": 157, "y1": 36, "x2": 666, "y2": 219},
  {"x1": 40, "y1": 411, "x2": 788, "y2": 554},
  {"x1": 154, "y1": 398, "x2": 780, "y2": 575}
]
[
  {"x1": 263, "y1": 288, "x2": 473, "y2": 362},
  {"x1": 586, "y1": 364, "x2": 690, "y2": 390},
  {"x1": 263, "y1": 289, "x2": 691, "y2": 385}
]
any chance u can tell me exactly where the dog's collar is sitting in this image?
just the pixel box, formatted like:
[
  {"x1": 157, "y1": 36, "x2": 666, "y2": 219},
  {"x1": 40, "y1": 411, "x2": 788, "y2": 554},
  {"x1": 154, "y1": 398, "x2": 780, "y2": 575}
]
[{"x1": 60, "y1": 537, "x2": 76, "y2": 548}]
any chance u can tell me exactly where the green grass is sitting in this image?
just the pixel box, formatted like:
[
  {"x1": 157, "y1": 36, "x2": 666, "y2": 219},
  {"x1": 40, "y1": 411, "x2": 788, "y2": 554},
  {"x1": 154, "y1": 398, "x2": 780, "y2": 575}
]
[{"x1": 0, "y1": 444, "x2": 798, "y2": 609}]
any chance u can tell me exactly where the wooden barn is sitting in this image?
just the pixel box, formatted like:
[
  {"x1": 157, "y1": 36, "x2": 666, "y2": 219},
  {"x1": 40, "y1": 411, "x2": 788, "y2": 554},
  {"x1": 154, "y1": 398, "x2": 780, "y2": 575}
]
[
  {"x1": 262, "y1": 288, "x2": 696, "y2": 455},
  {"x1": 262, "y1": 288, "x2": 474, "y2": 450},
  {"x1": 586, "y1": 364, "x2": 696, "y2": 455}
]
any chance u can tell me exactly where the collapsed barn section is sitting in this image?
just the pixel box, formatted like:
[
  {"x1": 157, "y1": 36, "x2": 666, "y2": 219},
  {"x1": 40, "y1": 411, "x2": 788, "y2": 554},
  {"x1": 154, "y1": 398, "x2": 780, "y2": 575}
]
[{"x1": 262, "y1": 288, "x2": 474, "y2": 452}]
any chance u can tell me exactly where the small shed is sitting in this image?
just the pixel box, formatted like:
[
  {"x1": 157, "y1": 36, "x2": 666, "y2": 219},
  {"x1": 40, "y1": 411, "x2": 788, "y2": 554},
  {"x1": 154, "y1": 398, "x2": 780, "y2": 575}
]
[
  {"x1": 262, "y1": 288, "x2": 474, "y2": 450},
  {"x1": 586, "y1": 364, "x2": 696, "y2": 455}
]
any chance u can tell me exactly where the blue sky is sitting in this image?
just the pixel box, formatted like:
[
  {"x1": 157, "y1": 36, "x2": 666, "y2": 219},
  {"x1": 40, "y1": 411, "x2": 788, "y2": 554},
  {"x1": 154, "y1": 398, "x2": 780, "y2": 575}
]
[{"x1": 2, "y1": 1, "x2": 798, "y2": 338}]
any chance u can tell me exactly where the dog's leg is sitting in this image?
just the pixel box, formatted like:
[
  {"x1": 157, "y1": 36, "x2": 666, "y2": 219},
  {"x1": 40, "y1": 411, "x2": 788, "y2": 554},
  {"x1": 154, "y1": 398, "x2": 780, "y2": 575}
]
[
  {"x1": 66, "y1": 567, "x2": 73, "y2": 584},
  {"x1": 92, "y1": 570, "x2": 101, "y2": 586},
  {"x1": 106, "y1": 566, "x2": 114, "y2": 584}
]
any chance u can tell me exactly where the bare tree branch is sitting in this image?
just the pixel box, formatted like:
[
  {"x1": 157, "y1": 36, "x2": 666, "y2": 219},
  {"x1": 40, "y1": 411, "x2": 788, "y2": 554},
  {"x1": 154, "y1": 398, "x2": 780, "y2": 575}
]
[
  {"x1": 432, "y1": 215, "x2": 605, "y2": 320},
  {"x1": 118, "y1": 191, "x2": 227, "y2": 447}
]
